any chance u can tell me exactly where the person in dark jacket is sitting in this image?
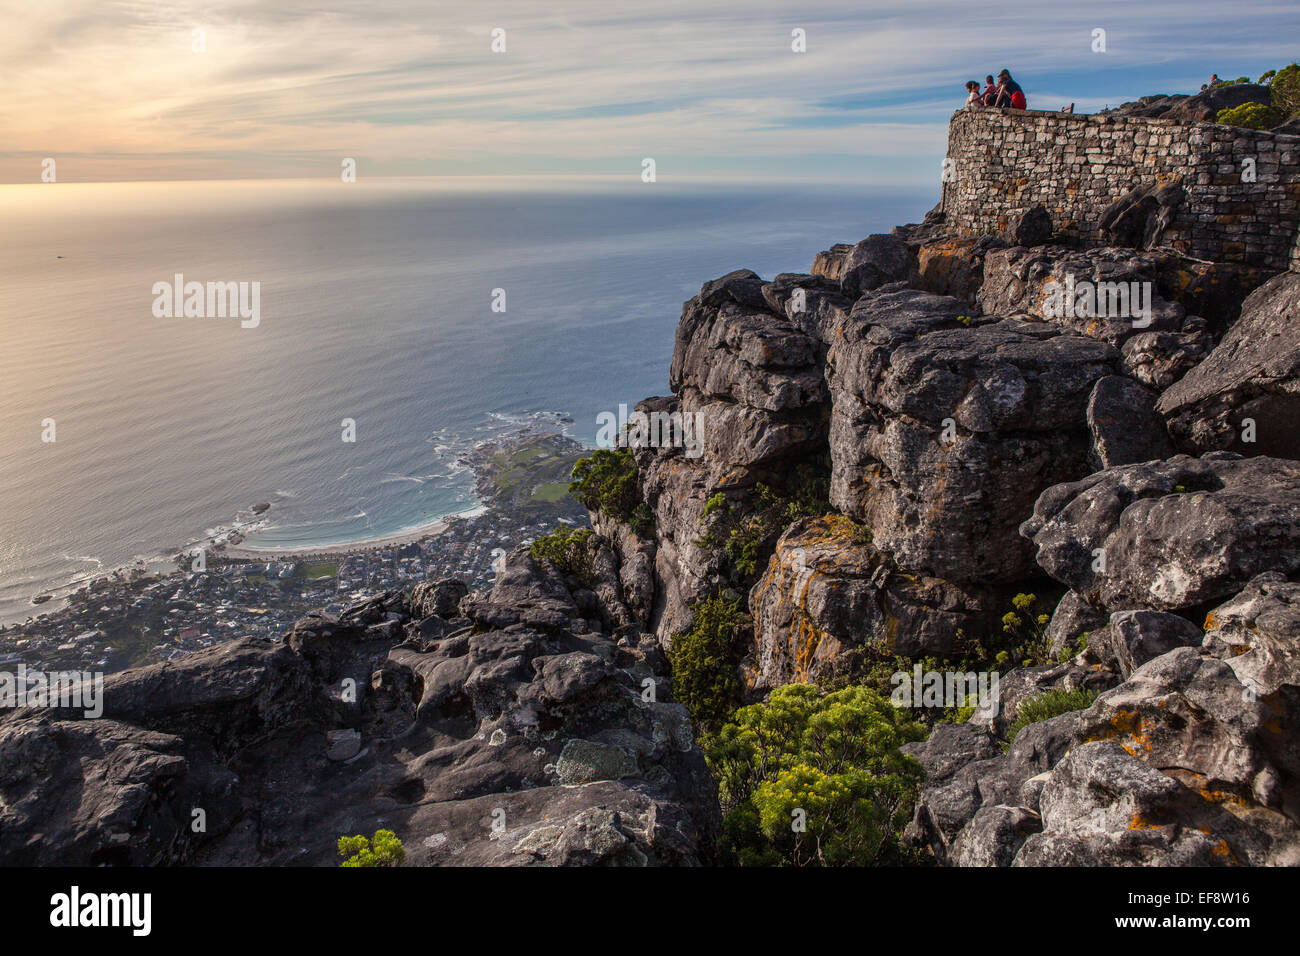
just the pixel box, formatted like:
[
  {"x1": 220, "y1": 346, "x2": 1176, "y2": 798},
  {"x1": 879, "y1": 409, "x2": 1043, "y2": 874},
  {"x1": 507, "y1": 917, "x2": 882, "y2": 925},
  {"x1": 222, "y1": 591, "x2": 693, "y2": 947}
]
[{"x1": 993, "y1": 69, "x2": 1027, "y2": 109}]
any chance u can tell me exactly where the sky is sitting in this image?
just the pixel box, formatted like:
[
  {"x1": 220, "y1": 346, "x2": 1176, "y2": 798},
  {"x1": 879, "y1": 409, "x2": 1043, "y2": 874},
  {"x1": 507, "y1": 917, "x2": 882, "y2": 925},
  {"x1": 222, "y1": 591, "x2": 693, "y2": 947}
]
[{"x1": 2, "y1": 0, "x2": 1297, "y2": 185}]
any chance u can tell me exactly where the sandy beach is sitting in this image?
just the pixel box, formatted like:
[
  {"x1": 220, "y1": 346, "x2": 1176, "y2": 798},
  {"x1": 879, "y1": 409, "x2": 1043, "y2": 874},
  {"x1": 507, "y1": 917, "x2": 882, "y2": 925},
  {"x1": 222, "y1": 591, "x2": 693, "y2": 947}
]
[{"x1": 222, "y1": 505, "x2": 488, "y2": 560}]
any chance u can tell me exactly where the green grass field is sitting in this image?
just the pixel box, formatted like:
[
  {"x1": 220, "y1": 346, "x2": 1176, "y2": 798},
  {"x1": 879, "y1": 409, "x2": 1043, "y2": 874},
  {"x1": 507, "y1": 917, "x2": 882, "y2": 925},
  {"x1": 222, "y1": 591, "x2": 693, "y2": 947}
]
[{"x1": 531, "y1": 482, "x2": 571, "y2": 503}]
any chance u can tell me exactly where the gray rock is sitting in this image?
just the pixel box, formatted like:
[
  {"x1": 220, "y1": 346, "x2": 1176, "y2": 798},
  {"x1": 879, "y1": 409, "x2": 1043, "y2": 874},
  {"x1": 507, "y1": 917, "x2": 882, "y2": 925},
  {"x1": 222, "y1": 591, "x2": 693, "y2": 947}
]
[
  {"x1": 1109, "y1": 609, "x2": 1204, "y2": 678},
  {"x1": 1103, "y1": 84, "x2": 1273, "y2": 123},
  {"x1": 1202, "y1": 572, "x2": 1300, "y2": 697},
  {"x1": 1022, "y1": 453, "x2": 1300, "y2": 613},
  {"x1": 1086, "y1": 375, "x2": 1175, "y2": 469},
  {"x1": 410, "y1": 578, "x2": 469, "y2": 619},
  {"x1": 745, "y1": 517, "x2": 995, "y2": 691},
  {"x1": 978, "y1": 245, "x2": 1189, "y2": 347},
  {"x1": 1008, "y1": 204, "x2": 1053, "y2": 246},
  {"x1": 1099, "y1": 181, "x2": 1185, "y2": 249},
  {"x1": 951, "y1": 804, "x2": 1041, "y2": 866},
  {"x1": 0, "y1": 549, "x2": 720, "y2": 866},
  {"x1": 830, "y1": 286, "x2": 1121, "y2": 583},
  {"x1": 326, "y1": 728, "x2": 362, "y2": 761},
  {"x1": 1158, "y1": 272, "x2": 1300, "y2": 460},
  {"x1": 813, "y1": 234, "x2": 915, "y2": 297},
  {"x1": 1121, "y1": 330, "x2": 1211, "y2": 390},
  {"x1": 555, "y1": 739, "x2": 638, "y2": 785},
  {"x1": 913, "y1": 234, "x2": 1006, "y2": 301},
  {"x1": 1016, "y1": 741, "x2": 1243, "y2": 866},
  {"x1": 1044, "y1": 590, "x2": 1107, "y2": 657}
]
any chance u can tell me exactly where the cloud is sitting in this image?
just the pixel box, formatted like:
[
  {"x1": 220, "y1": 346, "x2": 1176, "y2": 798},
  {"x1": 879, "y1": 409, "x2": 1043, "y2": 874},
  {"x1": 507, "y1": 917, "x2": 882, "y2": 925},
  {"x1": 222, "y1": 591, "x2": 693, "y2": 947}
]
[{"x1": 1, "y1": 0, "x2": 1297, "y2": 182}]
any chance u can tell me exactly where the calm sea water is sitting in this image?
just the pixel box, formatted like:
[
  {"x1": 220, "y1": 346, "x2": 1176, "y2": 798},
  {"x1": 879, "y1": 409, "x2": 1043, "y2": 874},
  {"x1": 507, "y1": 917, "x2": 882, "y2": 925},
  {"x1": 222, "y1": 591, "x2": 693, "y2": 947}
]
[{"x1": 0, "y1": 177, "x2": 931, "y2": 622}]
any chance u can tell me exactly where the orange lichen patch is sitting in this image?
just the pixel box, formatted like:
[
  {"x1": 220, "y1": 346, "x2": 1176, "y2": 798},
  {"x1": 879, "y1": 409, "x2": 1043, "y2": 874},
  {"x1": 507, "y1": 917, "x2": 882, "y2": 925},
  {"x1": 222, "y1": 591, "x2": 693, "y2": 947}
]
[
  {"x1": 1085, "y1": 707, "x2": 1155, "y2": 755},
  {"x1": 1127, "y1": 814, "x2": 1161, "y2": 831},
  {"x1": 793, "y1": 613, "x2": 823, "y2": 682},
  {"x1": 1203, "y1": 611, "x2": 1218, "y2": 631},
  {"x1": 1199, "y1": 787, "x2": 1246, "y2": 808},
  {"x1": 1231, "y1": 645, "x2": 1251, "y2": 656},
  {"x1": 1211, "y1": 840, "x2": 1241, "y2": 865}
]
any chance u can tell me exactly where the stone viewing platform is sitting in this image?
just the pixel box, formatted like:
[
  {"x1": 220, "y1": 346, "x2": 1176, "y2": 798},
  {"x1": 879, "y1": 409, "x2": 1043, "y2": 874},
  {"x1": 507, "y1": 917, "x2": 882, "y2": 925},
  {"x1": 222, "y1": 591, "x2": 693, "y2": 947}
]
[{"x1": 943, "y1": 106, "x2": 1300, "y2": 271}]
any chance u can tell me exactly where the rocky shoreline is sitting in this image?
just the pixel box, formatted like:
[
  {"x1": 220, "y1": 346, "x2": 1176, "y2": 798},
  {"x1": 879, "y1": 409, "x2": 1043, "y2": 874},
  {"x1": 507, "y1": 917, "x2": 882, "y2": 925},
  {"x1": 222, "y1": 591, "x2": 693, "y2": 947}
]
[{"x1": 0, "y1": 430, "x2": 587, "y2": 677}]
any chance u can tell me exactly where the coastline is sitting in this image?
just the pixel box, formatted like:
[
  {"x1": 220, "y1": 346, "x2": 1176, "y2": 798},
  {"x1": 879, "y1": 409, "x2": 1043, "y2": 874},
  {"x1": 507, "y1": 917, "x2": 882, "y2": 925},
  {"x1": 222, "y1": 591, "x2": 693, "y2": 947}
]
[{"x1": 222, "y1": 505, "x2": 489, "y2": 560}]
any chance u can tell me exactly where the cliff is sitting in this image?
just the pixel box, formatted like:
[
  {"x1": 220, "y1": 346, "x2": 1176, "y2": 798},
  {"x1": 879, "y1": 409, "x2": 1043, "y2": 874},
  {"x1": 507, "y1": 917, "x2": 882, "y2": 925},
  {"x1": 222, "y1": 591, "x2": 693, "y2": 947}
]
[{"x1": 3, "y1": 102, "x2": 1300, "y2": 867}]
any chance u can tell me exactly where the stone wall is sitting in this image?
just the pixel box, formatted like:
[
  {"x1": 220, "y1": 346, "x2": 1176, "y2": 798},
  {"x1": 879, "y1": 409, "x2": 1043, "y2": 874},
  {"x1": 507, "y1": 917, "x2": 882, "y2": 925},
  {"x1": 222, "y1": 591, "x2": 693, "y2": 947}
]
[{"x1": 942, "y1": 107, "x2": 1300, "y2": 272}]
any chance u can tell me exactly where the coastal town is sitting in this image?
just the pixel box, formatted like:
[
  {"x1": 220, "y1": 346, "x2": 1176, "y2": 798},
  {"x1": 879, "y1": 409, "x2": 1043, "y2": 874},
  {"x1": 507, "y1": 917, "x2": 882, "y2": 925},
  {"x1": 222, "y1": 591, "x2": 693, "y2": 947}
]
[{"x1": 0, "y1": 432, "x2": 588, "y2": 676}]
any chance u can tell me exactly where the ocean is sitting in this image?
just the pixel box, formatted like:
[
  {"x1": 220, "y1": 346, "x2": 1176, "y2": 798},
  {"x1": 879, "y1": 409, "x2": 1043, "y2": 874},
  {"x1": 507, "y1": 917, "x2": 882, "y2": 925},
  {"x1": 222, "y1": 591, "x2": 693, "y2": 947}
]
[{"x1": 0, "y1": 177, "x2": 931, "y2": 623}]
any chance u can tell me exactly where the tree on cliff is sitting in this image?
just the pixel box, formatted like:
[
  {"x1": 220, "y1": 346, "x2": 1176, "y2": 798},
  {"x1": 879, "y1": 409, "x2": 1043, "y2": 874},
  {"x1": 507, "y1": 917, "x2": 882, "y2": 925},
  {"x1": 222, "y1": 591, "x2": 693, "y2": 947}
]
[{"x1": 1216, "y1": 61, "x2": 1300, "y2": 128}]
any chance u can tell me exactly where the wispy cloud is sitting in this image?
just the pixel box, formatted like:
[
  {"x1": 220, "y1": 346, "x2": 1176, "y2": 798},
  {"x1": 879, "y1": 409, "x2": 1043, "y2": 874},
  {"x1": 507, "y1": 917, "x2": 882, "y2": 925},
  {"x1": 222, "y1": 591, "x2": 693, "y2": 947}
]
[{"x1": 1, "y1": 0, "x2": 1296, "y2": 182}]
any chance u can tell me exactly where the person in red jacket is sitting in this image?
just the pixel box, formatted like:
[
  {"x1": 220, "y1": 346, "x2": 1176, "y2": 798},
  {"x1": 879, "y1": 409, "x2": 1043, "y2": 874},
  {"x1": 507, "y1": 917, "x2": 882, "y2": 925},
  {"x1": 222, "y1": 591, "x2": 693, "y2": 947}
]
[
  {"x1": 981, "y1": 75, "x2": 998, "y2": 106},
  {"x1": 993, "y1": 70, "x2": 1027, "y2": 109}
]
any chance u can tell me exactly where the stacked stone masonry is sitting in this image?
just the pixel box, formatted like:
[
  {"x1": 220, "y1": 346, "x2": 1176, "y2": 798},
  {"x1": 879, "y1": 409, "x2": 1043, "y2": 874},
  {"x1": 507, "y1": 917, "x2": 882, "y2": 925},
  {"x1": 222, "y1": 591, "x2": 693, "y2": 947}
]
[{"x1": 943, "y1": 108, "x2": 1300, "y2": 271}]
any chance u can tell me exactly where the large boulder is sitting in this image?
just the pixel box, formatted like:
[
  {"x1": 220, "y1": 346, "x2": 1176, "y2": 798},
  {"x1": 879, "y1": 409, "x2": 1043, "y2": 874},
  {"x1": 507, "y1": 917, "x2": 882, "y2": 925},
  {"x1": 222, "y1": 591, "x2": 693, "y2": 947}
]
[
  {"x1": 811, "y1": 234, "x2": 915, "y2": 297},
  {"x1": 1108, "y1": 609, "x2": 1204, "y2": 678},
  {"x1": 1086, "y1": 375, "x2": 1175, "y2": 469},
  {"x1": 410, "y1": 578, "x2": 468, "y2": 619},
  {"x1": 745, "y1": 516, "x2": 994, "y2": 691},
  {"x1": 1098, "y1": 181, "x2": 1185, "y2": 249},
  {"x1": 829, "y1": 286, "x2": 1121, "y2": 583},
  {"x1": 978, "y1": 245, "x2": 1197, "y2": 347},
  {"x1": 913, "y1": 234, "x2": 1006, "y2": 302},
  {"x1": 1022, "y1": 453, "x2": 1300, "y2": 614},
  {"x1": 1157, "y1": 272, "x2": 1300, "y2": 460},
  {"x1": 1121, "y1": 331, "x2": 1211, "y2": 391},
  {"x1": 1043, "y1": 590, "x2": 1108, "y2": 657},
  {"x1": 1202, "y1": 572, "x2": 1300, "y2": 698},
  {"x1": 1008, "y1": 205, "x2": 1053, "y2": 247}
]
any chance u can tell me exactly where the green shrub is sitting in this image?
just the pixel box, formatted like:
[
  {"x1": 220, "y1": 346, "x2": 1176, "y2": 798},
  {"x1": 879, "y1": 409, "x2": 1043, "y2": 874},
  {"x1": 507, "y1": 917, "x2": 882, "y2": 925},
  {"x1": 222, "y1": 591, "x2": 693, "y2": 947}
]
[
  {"x1": 1005, "y1": 688, "x2": 1100, "y2": 745},
  {"x1": 1212, "y1": 62, "x2": 1300, "y2": 129},
  {"x1": 707, "y1": 684, "x2": 927, "y2": 866},
  {"x1": 529, "y1": 526, "x2": 595, "y2": 586},
  {"x1": 696, "y1": 464, "x2": 830, "y2": 582},
  {"x1": 993, "y1": 592, "x2": 1054, "y2": 669},
  {"x1": 338, "y1": 829, "x2": 405, "y2": 867},
  {"x1": 569, "y1": 448, "x2": 654, "y2": 536},
  {"x1": 667, "y1": 593, "x2": 748, "y2": 734},
  {"x1": 1267, "y1": 63, "x2": 1300, "y2": 118},
  {"x1": 1216, "y1": 101, "x2": 1286, "y2": 130}
]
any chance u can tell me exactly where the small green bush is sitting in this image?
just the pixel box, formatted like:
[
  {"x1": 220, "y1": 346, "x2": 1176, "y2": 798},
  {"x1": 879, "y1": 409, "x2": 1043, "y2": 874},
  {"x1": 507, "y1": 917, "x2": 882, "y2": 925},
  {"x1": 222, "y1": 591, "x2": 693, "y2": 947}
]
[
  {"x1": 1216, "y1": 101, "x2": 1286, "y2": 130},
  {"x1": 667, "y1": 593, "x2": 748, "y2": 734},
  {"x1": 696, "y1": 464, "x2": 830, "y2": 582},
  {"x1": 529, "y1": 526, "x2": 595, "y2": 586},
  {"x1": 707, "y1": 684, "x2": 927, "y2": 866},
  {"x1": 1005, "y1": 688, "x2": 1100, "y2": 745},
  {"x1": 338, "y1": 829, "x2": 406, "y2": 867},
  {"x1": 569, "y1": 448, "x2": 654, "y2": 536},
  {"x1": 994, "y1": 592, "x2": 1054, "y2": 669}
]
